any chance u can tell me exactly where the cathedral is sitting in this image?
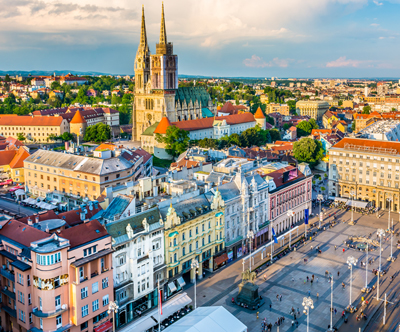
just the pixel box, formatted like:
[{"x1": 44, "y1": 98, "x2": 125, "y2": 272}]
[{"x1": 133, "y1": 4, "x2": 216, "y2": 141}]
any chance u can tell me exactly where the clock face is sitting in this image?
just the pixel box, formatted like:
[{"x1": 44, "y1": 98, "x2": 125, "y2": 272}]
[{"x1": 147, "y1": 114, "x2": 152, "y2": 120}]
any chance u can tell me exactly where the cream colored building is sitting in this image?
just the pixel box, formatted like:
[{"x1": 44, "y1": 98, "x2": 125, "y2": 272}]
[
  {"x1": 329, "y1": 137, "x2": 400, "y2": 211},
  {"x1": 0, "y1": 116, "x2": 69, "y2": 142},
  {"x1": 296, "y1": 100, "x2": 330, "y2": 121},
  {"x1": 266, "y1": 103, "x2": 290, "y2": 116}
]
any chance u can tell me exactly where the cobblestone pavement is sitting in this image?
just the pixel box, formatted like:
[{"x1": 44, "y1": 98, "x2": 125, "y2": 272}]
[{"x1": 184, "y1": 207, "x2": 400, "y2": 332}]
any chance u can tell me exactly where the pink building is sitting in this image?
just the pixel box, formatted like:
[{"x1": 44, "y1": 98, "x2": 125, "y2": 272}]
[
  {"x1": 265, "y1": 164, "x2": 313, "y2": 234},
  {"x1": 0, "y1": 219, "x2": 114, "y2": 332}
]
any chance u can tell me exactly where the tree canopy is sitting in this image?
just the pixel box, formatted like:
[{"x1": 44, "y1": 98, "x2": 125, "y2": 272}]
[
  {"x1": 83, "y1": 123, "x2": 111, "y2": 142},
  {"x1": 155, "y1": 125, "x2": 190, "y2": 158},
  {"x1": 293, "y1": 138, "x2": 324, "y2": 167},
  {"x1": 362, "y1": 105, "x2": 371, "y2": 114},
  {"x1": 296, "y1": 119, "x2": 318, "y2": 137}
]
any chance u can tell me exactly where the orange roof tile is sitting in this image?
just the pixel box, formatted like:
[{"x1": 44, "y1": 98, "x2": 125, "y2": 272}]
[
  {"x1": 9, "y1": 147, "x2": 30, "y2": 169},
  {"x1": 0, "y1": 150, "x2": 17, "y2": 166},
  {"x1": 70, "y1": 110, "x2": 87, "y2": 124},
  {"x1": 154, "y1": 117, "x2": 172, "y2": 134},
  {"x1": 332, "y1": 137, "x2": 400, "y2": 154},
  {"x1": 0, "y1": 116, "x2": 63, "y2": 126},
  {"x1": 254, "y1": 107, "x2": 265, "y2": 119}
]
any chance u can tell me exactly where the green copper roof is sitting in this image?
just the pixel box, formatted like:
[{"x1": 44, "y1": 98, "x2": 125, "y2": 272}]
[
  {"x1": 202, "y1": 107, "x2": 214, "y2": 118},
  {"x1": 142, "y1": 122, "x2": 159, "y2": 136},
  {"x1": 175, "y1": 87, "x2": 210, "y2": 108}
]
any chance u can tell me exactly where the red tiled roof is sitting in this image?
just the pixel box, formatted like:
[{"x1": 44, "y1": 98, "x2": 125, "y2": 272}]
[
  {"x1": 0, "y1": 220, "x2": 49, "y2": 247},
  {"x1": 0, "y1": 150, "x2": 17, "y2": 166},
  {"x1": 154, "y1": 117, "x2": 172, "y2": 134},
  {"x1": 264, "y1": 166, "x2": 305, "y2": 189},
  {"x1": 70, "y1": 110, "x2": 87, "y2": 124},
  {"x1": 131, "y1": 148, "x2": 152, "y2": 164},
  {"x1": 0, "y1": 116, "x2": 64, "y2": 126},
  {"x1": 58, "y1": 219, "x2": 109, "y2": 249},
  {"x1": 332, "y1": 137, "x2": 400, "y2": 154},
  {"x1": 9, "y1": 147, "x2": 30, "y2": 169},
  {"x1": 254, "y1": 107, "x2": 265, "y2": 119}
]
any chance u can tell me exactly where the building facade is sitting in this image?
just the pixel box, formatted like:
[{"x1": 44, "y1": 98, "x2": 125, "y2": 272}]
[
  {"x1": 329, "y1": 137, "x2": 400, "y2": 211},
  {"x1": 296, "y1": 101, "x2": 330, "y2": 121},
  {"x1": 159, "y1": 191, "x2": 225, "y2": 299}
]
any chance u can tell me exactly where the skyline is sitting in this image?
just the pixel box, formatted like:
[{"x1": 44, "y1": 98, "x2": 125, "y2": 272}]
[{"x1": 2, "y1": 0, "x2": 400, "y2": 77}]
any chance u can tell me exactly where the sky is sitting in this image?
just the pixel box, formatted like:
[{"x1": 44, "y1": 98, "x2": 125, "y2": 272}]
[{"x1": 1, "y1": 0, "x2": 400, "y2": 78}]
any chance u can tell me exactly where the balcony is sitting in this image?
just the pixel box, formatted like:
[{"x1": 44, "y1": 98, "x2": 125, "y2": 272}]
[
  {"x1": 0, "y1": 286, "x2": 15, "y2": 300},
  {"x1": 1, "y1": 304, "x2": 16, "y2": 318},
  {"x1": 0, "y1": 268, "x2": 15, "y2": 282},
  {"x1": 32, "y1": 304, "x2": 68, "y2": 318}
]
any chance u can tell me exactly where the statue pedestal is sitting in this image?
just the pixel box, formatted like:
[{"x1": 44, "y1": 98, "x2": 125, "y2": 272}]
[{"x1": 235, "y1": 282, "x2": 264, "y2": 309}]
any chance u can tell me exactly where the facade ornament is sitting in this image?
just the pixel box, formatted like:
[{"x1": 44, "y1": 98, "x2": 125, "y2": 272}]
[
  {"x1": 126, "y1": 223, "x2": 134, "y2": 239},
  {"x1": 142, "y1": 217, "x2": 149, "y2": 232}
]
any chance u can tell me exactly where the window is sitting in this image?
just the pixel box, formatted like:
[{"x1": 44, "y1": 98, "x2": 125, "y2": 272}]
[
  {"x1": 81, "y1": 304, "x2": 89, "y2": 318},
  {"x1": 92, "y1": 299, "x2": 99, "y2": 312},
  {"x1": 81, "y1": 322, "x2": 88, "y2": 331},
  {"x1": 102, "y1": 277, "x2": 109, "y2": 289},
  {"x1": 28, "y1": 293, "x2": 31, "y2": 305},
  {"x1": 36, "y1": 252, "x2": 61, "y2": 265},
  {"x1": 56, "y1": 315, "x2": 62, "y2": 328},
  {"x1": 55, "y1": 295, "x2": 61, "y2": 309},
  {"x1": 182, "y1": 246, "x2": 186, "y2": 256},
  {"x1": 79, "y1": 267, "x2": 84, "y2": 280},
  {"x1": 92, "y1": 281, "x2": 99, "y2": 294},
  {"x1": 103, "y1": 294, "x2": 109, "y2": 306},
  {"x1": 17, "y1": 273, "x2": 24, "y2": 285},
  {"x1": 18, "y1": 291, "x2": 25, "y2": 304},
  {"x1": 29, "y1": 313, "x2": 32, "y2": 324},
  {"x1": 81, "y1": 287, "x2": 88, "y2": 299},
  {"x1": 118, "y1": 255, "x2": 126, "y2": 266},
  {"x1": 19, "y1": 309, "x2": 25, "y2": 323},
  {"x1": 83, "y1": 245, "x2": 97, "y2": 257}
]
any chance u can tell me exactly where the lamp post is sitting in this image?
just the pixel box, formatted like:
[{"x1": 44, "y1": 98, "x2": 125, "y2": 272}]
[
  {"x1": 362, "y1": 243, "x2": 371, "y2": 293},
  {"x1": 329, "y1": 275, "x2": 334, "y2": 331},
  {"x1": 347, "y1": 256, "x2": 357, "y2": 312},
  {"x1": 107, "y1": 301, "x2": 119, "y2": 332},
  {"x1": 305, "y1": 202, "x2": 308, "y2": 239},
  {"x1": 388, "y1": 218, "x2": 395, "y2": 262},
  {"x1": 287, "y1": 210, "x2": 295, "y2": 248},
  {"x1": 191, "y1": 260, "x2": 199, "y2": 309},
  {"x1": 302, "y1": 296, "x2": 314, "y2": 332},
  {"x1": 377, "y1": 228, "x2": 385, "y2": 301},
  {"x1": 387, "y1": 197, "x2": 392, "y2": 232},
  {"x1": 349, "y1": 191, "x2": 355, "y2": 225},
  {"x1": 247, "y1": 230, "x2": 254, "y2": 271},
  {"x1": 317, "y1": 194, "x2": 324, "y2": 229}
]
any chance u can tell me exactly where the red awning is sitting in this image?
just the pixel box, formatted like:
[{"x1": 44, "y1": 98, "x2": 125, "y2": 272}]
[
  {"x1": 214, "y1": 253, "x2": 228, "y2": 266},
  {"x1": 94, "y1": 320, "x2": 112, "y2": 332}
]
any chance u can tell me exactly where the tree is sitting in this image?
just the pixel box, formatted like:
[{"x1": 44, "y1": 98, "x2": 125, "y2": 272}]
[
  {"x1": 293, "y1": 138, "x2": 324, "y2": 168},
  {"x1": 51, "y1": 81, "x2": 62, "y2": 90},
  {"x1": 47, "y1": 133, "x2": 58, "y2": 142},
  {"x1": 362, "y1": 105, "x2": 371, "y2": 114},
  {"x1": 309, "y1": 118, "x2": 319, "y2": 129},
  {"x1": 239, "y1": 128, "x2": 261, "y2": 147},
  {"x1": 296, "y1": 121, "x2": 312, "y2": 137},
  {"x1": 321, "y1": 186, "x2": 326, "y2": 191},
  {"x1": 269, "y1": 129, "x2": 281, "y2": 142},
  {"x1": 155, "y1": 125, "x2": 190, "y2": 158},
  {"x1": 229, "y1": 133, "x2": 241, "y2": 146},
  {"x1": 287, "y1": 100, "x2": 296, "y2": 113},
  {"x1": 83, "y1": 123, "x2": 111, "y2": 142},
  {"x1": 60, "y1": 132, "x2": 74, "y2": 141},
  {"x1": 351, "y1": 121, "x2": 356, "y2": 132},
  {"x1": 17, "y1": 133, "x2": 26, "y2": 141},
  {"x1": 283, "y1": 123, "x2": 293, "y2": 131}
]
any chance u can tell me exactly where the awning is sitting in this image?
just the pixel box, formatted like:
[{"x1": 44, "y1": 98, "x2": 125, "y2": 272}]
[
  {"x1": 14, "y1": 189, "x2": 25, "y2": 197},
  {"x1": 214, "y1": 253, "x2": 228, "y2": 266},
  {"x1": 334, "y1": 197, "x2": 348, "y2": 203},
  {"x1": 346, "y1": 200, "x2": 369, "y2": 208},
  {"x1": 22, "y1": 198, "x2": 31, "y2": 203},
  {"x1": 25, "y1": 198, "x2": 36, "y2": 205},
  {"x1": 177, "y1": 277, "x2": 186, "y2": 288},
  {"x1": 94, "y1": 320, "x2": 112, "y2": 332},
  {"x1": 167, "y1": 282, "x2": 177, "y2": 293},
  {"x1": 119, "y1": 293, "x2": 192, "y2": 332}
]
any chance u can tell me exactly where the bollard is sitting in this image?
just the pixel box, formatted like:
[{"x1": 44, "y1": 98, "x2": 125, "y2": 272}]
[{"x1": 257, "y1": 311, "x2": 259, "y2": 319}]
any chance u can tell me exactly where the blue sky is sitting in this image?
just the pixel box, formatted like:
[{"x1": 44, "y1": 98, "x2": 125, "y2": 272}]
[{"x1": 1, "y1": 0, "x2": 400, "y2": 78}]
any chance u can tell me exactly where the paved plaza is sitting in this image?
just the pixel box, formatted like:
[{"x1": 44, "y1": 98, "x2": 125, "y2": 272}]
[{"x1": 183, "y1": 207, "x2": 400, "y2": 332}]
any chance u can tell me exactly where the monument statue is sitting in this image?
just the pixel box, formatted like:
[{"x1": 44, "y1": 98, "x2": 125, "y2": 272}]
[{"x1": 236, "y1": 268, "x2": 264, "y2": 309}]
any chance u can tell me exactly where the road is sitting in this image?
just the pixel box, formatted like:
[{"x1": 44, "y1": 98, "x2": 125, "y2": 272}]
[{"x1": 0, "y1": 197, "x2": 40, "y2": 217}]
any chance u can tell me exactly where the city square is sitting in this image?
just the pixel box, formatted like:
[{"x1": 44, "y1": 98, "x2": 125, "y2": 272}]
[{"x1": 183, "y1": 207, "x2": 400, "y2": 332}]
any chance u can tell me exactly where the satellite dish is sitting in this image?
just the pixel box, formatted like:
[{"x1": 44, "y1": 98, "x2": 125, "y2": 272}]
[
  {"x1": 84, "y1": 209, "x2": 88, "y2": 214},
  {"x1": 89, "y1": 205, "x2": 93, "y2": 211}
]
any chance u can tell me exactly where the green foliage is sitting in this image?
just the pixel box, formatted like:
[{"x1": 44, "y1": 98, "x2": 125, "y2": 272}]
[
  {"x1": 59, "y1": 132, "x2": 74, "y2": 141},
  {"x1": 17, "y1": 133, "x2": 25, "y2": 141},
  {"x1": 321, "y1": 186, "x2": 326, "y2": 191},
  {"x1": 287, "y1": 100, "x2": 296, "y2": 113},
  {"x1": 266, "y1": 115, "x2": 274, "y2": 126},
  {"x1": 293, "y1": 138, "x2": 324, "y2": 167},
  {"x1": 51, "y1": 81, "x2": 62, "y2": 90},
  {"x1": 351, "y1": 121, "x2": 356, "y2": 132},
  {"x1": 269, "y1": 129, "x2": 281, "y2": 142},
  {"x1": 362, "y1": 106, "x2": 371, "y2": 114},
  {"x1": 155, "y1": 126, "x2": 190, "y2": 158},
  {"x1": 296, "y1": 119, "x2": 318, "y2": 137},
  {"x1": 83, "y1": 123, "x2": 111, "y2": 142},
  {"x1": 283, "y1": 123, "x2": 293, "y2": 131},
  {"x1": 152, "y1": 155, "x2": 172, "y2": 168}
]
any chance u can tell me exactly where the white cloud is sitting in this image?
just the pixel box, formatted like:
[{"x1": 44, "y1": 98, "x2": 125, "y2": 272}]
[
  {"x1": 373, "y1": 0, "x2": 383, "y2": 5},
  {"x1": 326, "y1": 56, "x2": 370, "y2": 67},
  {"x1": 370, "y1": 23, "x2": 380, "y2": 26},
  {"x1": 243, "y1": 55, "x2": 292, "y2": 68}
]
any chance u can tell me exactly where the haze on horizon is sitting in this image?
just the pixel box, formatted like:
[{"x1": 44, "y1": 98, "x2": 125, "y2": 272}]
[{"x1": 1, "y1": 0, "x2": 400, "y2": 78}]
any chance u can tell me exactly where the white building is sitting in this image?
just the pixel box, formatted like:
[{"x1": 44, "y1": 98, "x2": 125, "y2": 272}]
[
  {"x1": 357, "y1": 120, "x2": 400, "y2": 141},
  {"x1": 104, "y1": 207, "x2": 166, "y2": 329}
]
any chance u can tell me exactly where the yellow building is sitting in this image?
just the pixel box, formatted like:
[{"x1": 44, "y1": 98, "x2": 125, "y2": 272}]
[
  {"x1": 260, "y1": 95, "x2": 269, "y2": 104},
  {"x1": 160, "y1": 191, "x2": 225, "y2": 295},
  {"x1": 0, "y1": 115, "x2": 69, "y2": 142},
  {"x1": 0, "y1": 147, "x2": 30, "y2": 183},
  {"x1": 266, "y1": 103, "x2": 290, "y2": 115},
  {"x1": 296, "y1": 100, "x2": 330, "y2": 121}
]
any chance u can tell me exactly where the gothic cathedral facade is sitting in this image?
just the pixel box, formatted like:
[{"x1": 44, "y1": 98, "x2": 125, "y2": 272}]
[{"x1": 133, "y1": 4, "x2": 215, "y2": 141}]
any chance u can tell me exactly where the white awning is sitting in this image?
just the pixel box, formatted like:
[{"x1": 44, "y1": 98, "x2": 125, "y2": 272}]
[
  {"x1": 14, "y1": 189, "x2": 25, "y2": 197},
  {"x1": 177, "y1": 277, "x2": 186, "y2": 288},
  {"x1": 119, "y1": 292, "x2": 192, "y2": 332},
  {"x1": 347, "y1": 200, "x2": 369, "y2": 208},
  {"x1": 22, "y1": 198, "x2": 31, "y2": 203},
  {"x1": 26, "y1": 198, "x2": 36, "y2": 205},
  {"x1": 334, "y1": 197, "x2": 348, "y2": 203},
  {"x1": 167, "y1": 282, "x2": 177, "y2": 293}
]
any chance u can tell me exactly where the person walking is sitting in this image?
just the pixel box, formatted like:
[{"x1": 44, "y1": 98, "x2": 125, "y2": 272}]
[
  {"x1": 317, "y1": 292, "x2": 319, "y2": 299},
  {"x1": 270, "y1": 304, "x2": 272, "y2": 311},
  {"x1": 308, "y1": 290, "x2": 311, "y2": 296},
  {"x1": 334, "y1": 308, "x2": 337, "y2": 315},
  {"x1": 316, "y1": 277, "x2": 319, "y2": 283},
  {"x1": 337, "y1": 271, "x2": 340, "y2": 277}
]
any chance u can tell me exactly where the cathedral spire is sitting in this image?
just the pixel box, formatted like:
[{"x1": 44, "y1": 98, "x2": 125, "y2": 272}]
[
  {"x1": 159, "y1": 2, "x2": 167, "y2": 45},
  {"x1": 139, "y1": 5, "x2": 149, "y2": 52}
]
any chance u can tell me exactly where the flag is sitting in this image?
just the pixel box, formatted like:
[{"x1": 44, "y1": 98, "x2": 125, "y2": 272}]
[
  {"x1": 304, "y1": 208, "x2": 309, "y2": 225},
  {"x1": 158, "y1": 283, "x2": 162, "y2": 316},
  {"x1": 272, "y1": 228, "x2": 278, "y2": 244}
]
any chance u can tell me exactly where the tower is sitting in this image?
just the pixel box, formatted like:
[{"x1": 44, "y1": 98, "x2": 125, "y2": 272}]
[
  {"x1": 134, "y1": 6, "x2": 151, "y2": 95},
  {"x1": 254, "y1": 107, "x2": 266, "y2": 130},
  {"x1": 70, "y1": 110, "x2": 87, "y2": 142}
]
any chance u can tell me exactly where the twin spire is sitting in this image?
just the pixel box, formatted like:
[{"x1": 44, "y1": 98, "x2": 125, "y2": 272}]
[{"x1": 140, "y1": 3, "x2": 167, "y2": 53}]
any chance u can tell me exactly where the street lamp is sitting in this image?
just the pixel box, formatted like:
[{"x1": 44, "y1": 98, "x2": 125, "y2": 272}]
[
  {"x1": 329, "y1": 275, "x2": 334, "y2": 331},
  {"x1": 287, "y1": 210, "x2": 295, "y2": 248},
  {"x1": 302, "y1": 296, "x2": 314, "y2": 332},
  {"x1": 349, "y1": 191, "x2": 355, "y2": 225},
  {"x1": 191, "y1": 260, "x2": 199, "y2": 309},
  {"x1": 317, "y1": 194, "x2": 324, "y2": 229},
  {"x1": 305, "y1": 202, "x2": 309, "y2": 239},
  {"x1": 107, "y1": 301, "x2": 119, "y2": 332},
  {"x1": 387, "y1": 197, "x2": 392, "y2": 232},
  {"x1": 388, "y1": 218, "x2": 396, "y2": 262},
  {"x1": 362, "y1": 243, "x2": 371, "y2": 293},
  {"x1": 347, "y1": 256, "x2": 357, "y2": 312},
  {"x1": 247, "y1": 230, "x2": 254, "y2": 271},
  {"x1": 377, "y1": 228, "x2": 385, "y2": 300}
]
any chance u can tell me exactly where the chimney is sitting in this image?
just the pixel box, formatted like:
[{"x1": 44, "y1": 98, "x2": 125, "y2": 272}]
[
  {"x1": 27, "y1": 218, "x2": 32, "y2": 225},
  {"x1": 45, "y1": 225, "x2": 50, "y2": 233},
  {"x1": 35, "y1": 215, "x2": 39, "y2": 223}
]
